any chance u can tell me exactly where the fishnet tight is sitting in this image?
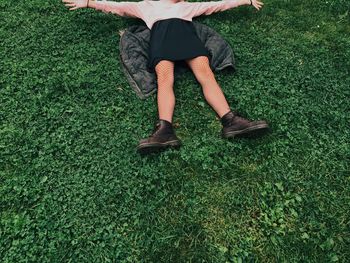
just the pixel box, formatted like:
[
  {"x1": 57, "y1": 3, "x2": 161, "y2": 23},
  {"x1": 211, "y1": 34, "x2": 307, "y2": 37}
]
[
  {"x1": 154, "y1": 56, "x2": 231, "y2": 123},
  {"x1": 185, "y1": 56, "x2": 231, "y2": 118},
  {"x1": 155, "y1": 60, "x2": 175, "y2": 123}
]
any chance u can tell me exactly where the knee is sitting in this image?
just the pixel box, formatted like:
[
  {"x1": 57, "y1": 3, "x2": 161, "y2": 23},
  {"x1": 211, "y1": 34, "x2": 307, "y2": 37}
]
[
  {"x1": 196, "y1": 67, "x2": 215, "y2": 86},
  {"x1": 190, "y1": 57, "x2": 215, "y2": 84},
  {"x1": 155, "y1": 61, "x2": 175, "y2": 86},
  {"x1": 157, "y1": 72, "x2": 174, "y2": 86},
  {"x1": 197, "y1": 66, "x2": 214, "y2": 79}
]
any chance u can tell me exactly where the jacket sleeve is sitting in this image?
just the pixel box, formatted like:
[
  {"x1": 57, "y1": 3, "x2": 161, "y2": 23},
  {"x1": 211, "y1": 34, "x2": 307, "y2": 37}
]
[
  {"x1": 185, "y1": 0, "x2": 247, "y2": 18},
  {"x1": 90, "y1": 0, "x2": 143, "y2": 18}
]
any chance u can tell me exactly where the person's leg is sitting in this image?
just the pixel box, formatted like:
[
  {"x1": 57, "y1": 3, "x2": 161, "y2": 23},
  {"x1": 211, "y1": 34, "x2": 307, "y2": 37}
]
[
  {"x1": 185, "y1": 56, "x2": 231, "y2": 118},
  {"x1": 137, "y1": 60, "x2": 181, "y2": 154},
  {"x1": 185, "y1": 55, "x2": 269, "y2": 138},
  {"x1": 155, "y1": 60, "x2": 176, "y2": 123}
]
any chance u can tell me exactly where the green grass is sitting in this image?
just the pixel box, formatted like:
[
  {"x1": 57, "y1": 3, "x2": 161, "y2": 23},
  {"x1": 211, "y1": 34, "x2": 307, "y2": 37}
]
[{"x1": 1, "y1": 0, "x2": 349, "y2": 262}]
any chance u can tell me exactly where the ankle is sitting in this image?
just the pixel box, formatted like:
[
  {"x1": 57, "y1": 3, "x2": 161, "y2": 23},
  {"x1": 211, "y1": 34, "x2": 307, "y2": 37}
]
[
  {"x1": 159, "y1": 117, "x2": 172, "y2": 124},
  {"x1": 153, "y1": 119, "x2": 175, "y2": 136},
  {"x1": 220, "y1": 110, "x2": 235, "y2": 127},
  {"x1": 159, "y1": 118, "x2": 173, "y2": 126},
  {"x1": 219, "y1": 109, "x2": 232, "y2": 119}
]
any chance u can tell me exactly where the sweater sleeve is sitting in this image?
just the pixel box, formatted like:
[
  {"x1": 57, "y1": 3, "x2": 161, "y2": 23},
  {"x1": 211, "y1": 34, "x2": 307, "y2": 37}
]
[
  {"x1": 91, "y1": 0, "x2": 143, "y2": 18},
  {"x1": 185, "y1": 0, "x2": 245, "y2": 18}
]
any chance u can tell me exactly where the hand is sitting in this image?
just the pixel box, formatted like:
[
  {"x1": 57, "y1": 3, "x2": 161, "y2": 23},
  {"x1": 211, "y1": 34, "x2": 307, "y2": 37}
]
[
  {"x1": 251, "y1": 0, "x2": 264, "y2": 11},
  {"x1": 62, "y1": 0, "x2": 89, "y2": 11}
]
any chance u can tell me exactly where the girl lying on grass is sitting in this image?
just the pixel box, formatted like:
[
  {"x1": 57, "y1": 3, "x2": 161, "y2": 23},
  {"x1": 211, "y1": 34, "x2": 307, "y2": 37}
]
[{"x1": 62, "y1": 0, "x2": 268, "y2": 155}]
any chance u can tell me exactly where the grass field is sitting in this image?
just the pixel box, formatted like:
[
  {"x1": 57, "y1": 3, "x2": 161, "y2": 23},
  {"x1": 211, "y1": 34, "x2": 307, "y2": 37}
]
[{"x1": 1, "y1": 0, "x2": 349, "y2": 262}]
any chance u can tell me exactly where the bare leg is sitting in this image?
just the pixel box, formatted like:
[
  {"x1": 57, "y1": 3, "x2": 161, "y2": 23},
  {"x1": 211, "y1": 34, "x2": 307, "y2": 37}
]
[
  {"x1": 185, "y1": 56, "x2": 231, "y2": 118},
  {"x1": 155, "y1": 60, "x2": 176, "y2": 123}
]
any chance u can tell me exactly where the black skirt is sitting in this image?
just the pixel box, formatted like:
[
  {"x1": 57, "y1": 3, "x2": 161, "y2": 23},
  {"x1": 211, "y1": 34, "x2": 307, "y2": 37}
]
[{"x1": 147, "y1": 18, "x2": 210, "y2": 73}]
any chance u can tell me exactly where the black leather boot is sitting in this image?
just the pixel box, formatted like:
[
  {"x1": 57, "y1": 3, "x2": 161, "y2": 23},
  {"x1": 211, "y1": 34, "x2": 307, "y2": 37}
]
[
  {"x1": 221, "y1": 110, "x2": 269, "y2": 138},
  {"x1": 137, "y1": 119, "x2": 182, "y2": 154}
]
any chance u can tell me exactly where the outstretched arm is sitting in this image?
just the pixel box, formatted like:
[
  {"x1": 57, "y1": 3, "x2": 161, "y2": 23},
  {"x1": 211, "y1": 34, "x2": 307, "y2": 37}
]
[
  {"x1": 186, "y1": 0, "x2": 263, "y2": 18},
  {"x1": 62, "y1": 0, "x2": 143, "y2": 19}
]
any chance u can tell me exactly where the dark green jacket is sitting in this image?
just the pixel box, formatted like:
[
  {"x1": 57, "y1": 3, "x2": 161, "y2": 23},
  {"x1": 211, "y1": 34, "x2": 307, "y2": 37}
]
[{"x1": 119, "y1": 21, "x2": 236, "y2": 99}]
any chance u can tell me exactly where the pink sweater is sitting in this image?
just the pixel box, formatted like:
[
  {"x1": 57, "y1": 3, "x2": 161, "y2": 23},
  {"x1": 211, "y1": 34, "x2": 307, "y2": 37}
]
[{"x1": 90, "y1": 0, "x2": 248, "y2": 30}]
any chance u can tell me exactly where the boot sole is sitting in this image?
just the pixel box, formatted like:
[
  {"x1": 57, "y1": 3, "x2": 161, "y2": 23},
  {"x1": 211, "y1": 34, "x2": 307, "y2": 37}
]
[
  {"x1": 222, "y1": 123, "x2": 269, "y2": 138},
  {"x1": 137, "y1": 140, "x2": 181, "y2": 154}
]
